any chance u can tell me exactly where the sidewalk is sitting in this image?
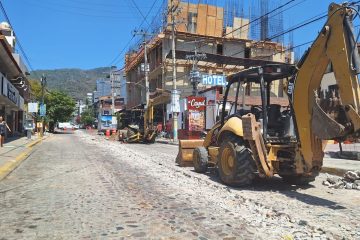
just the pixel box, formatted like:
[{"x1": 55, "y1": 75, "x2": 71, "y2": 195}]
[
  {"x1": 322, "y1": 157, "x2": 360, "y2": 176},
  {"x1": 156, "y1": 138, "x2": 179, "y2": 146},
  {"x1": 0, "y1": 134, "x2": 46, "y2": 181}
]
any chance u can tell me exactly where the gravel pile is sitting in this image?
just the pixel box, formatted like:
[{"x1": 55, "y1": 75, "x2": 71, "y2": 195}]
[{"x1": 323, "y1": 171, "x2": 360, "y2": 190}]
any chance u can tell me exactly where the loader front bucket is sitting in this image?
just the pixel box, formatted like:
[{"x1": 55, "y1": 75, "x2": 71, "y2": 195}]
[{"x1": 176, "y1": 140, "x2": 204, "y2": 167}]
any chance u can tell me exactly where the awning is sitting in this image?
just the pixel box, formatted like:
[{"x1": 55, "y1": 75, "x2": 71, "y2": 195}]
[
  {"x1": 0, "y1": 36, "x2": 22, "y2": 79},
  {"x1": 152, "y1": 93, "x2": 170, "y2": 106}
]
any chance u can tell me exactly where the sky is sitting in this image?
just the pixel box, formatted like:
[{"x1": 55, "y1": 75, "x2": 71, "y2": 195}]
[{"x1": 1, "y1": 0, "x2": 349, "y2": 70}]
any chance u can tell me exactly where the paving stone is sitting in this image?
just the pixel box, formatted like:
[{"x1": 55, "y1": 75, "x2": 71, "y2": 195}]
[{"x1": 0, "y1": 131, "x2": 356, "y2": 239}]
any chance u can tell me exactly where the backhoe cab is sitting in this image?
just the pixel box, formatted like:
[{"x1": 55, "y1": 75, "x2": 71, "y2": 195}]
[
  {"x1": 191, "y1": 64, "x2": 301, "y2": 186},
  {"x1": 177, "y1": 2, "x2": 360, "y2": 186}
]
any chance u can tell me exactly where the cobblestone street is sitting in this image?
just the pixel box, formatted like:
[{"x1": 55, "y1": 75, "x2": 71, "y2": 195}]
[{"x1": 0, "y1": 131, "x2": 359, "y2": 239}]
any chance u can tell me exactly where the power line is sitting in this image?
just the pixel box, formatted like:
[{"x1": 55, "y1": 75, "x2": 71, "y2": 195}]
[
  {"x1": 222, "y1": 9, "x2": 328, "y2": 66},
  {"x1": 0, "y1": 1, "x2": 40, "y2": 78},
  {"x1": 225, "y1": 0, "x2": 299, "y2": 38},
  {"x1": 127, "y1": 0, "x2": 150, "y2": 26},
  {"x1": 21, "y1": 0, "x2": 138, "y2": 19},
  {"x1": 267, "y1": 14, "x2": 327, "y2": 41},
  {"x1": 52, "y1": 0, "x2": 134, "y2": 9},
  {"x1": 194, "y1": 0, "x2": 310, "y2": 69},
  {"x1": 33, "y1": 0, "x2": 133, "y2": 15},
  {"x1": 108, "y1": 0, "x2": 161, "y2": 67}
]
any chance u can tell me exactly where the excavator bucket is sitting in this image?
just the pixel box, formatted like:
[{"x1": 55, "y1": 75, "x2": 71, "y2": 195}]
[
  {"x1": 311, "y1": 100, "x2": 346, "y2": 140},
  {"x1": 176, "y1": 140, "x2": 204, "y2": 167}
]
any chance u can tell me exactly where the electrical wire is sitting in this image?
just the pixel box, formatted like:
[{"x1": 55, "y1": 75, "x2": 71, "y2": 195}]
[
  {"x1": 267, "y1": 14, "x2": 327, "y2": 41},
  {"x1": 225, "y1": 0, "x2": 298, "y2": 38},
  {"x1": 32, "y1": 0, "x2": 132, "y2": 15},
  {"x1": 127, "y1": 0, "x2": 150, "y2": 26},
  {"x1": 219, "y1": 10, "x2": 328, "y2": 68},
  {"x1": 108, "y1": 0, "x2": 161, "y2": 67},
  {"x1": 53, "y1": 0, "x2": 132, "y2": 9},
  {"x1": 0, "y1": 1, "x2": 40, "y2": 79},
  {"x1": 192, "y1": 0, "x2": 311, "y2": 70},
  {"x1": 21, "y1": 0, "x2": 137, "y2": 19}
]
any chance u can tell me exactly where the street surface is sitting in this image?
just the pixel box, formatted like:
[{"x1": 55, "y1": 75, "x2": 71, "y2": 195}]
[{"x1": 0, "y1": 131, "x2": 359, "y2": 239}]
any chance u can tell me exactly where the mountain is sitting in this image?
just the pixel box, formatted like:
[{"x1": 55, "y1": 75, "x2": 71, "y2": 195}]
[{"x1": 30, "y1": 67, "x2": 110, "y2": 100}]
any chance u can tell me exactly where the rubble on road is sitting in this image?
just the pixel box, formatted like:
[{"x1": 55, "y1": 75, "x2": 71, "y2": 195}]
[{"x1": 322, "y1": 171, "x2": 360, "y2": 190}]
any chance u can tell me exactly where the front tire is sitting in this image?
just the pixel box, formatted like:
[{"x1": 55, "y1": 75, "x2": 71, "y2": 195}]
[
  {"x1": 218, "y1": 135, "x2": 256, "y2": 187},
  {"x1": 193, "y1": 147, "x2": 208, "y2": 173}
]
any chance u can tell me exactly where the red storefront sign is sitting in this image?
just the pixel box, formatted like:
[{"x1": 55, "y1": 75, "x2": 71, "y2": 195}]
[{"x1": 187, "y1": 96, "x2": 206, "y2": 111}]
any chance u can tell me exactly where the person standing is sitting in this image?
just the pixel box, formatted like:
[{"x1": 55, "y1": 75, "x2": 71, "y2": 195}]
[{"x1": 0, "y1": 116, "x2": 11, "y2": 147}]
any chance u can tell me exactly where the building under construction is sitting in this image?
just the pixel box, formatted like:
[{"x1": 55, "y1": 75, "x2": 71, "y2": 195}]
[{"x1": 124, "y1": 0, "x2": 291, "y2": 128}]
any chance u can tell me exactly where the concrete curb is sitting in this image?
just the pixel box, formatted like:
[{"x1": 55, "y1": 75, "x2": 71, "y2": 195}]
[
  {"x1": 0, "y1": 137, "x2": 46, "y2": 181},
  {"x1": 321, "y1": 167, "x2": 350, "y2": 177},
  {"x1": 156, "y1": 140, "x2": 179, "y2": 146}
]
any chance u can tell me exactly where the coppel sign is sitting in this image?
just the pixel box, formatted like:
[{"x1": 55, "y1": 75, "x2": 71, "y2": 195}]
[{"x1": 202, "y1": 74, "x2": 227, "y2": 86}]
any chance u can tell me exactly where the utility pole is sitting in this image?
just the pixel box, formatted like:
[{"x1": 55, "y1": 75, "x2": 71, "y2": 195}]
[
  {"x1": 170, "y1": 0, "x2": 179, "y2": 141},
  {"x1": 110, "y1": 66, "x2": 116, "y2": 115},
  {"x1": 186, "y1": 40, "x2": 206, "y2": 96},
  {"x1": 133, "y1": 30, "x2": 150, "y2": 110},
  {"x1": 40, "y1": 74, "x2": 46, "y2": 137}
]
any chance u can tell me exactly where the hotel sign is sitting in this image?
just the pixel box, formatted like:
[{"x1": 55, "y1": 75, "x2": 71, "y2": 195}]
[{"x1": 202, "y1": 74, "x2": 227, "y2": 86}]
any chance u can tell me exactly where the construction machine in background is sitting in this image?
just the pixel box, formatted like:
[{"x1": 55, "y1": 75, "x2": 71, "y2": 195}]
[
  {"x1": 177, "y1": 2, "x2": 360, "y2": 186},
  {"x1": 117, "y1": 100, "x2": 157, "y2": 143}
]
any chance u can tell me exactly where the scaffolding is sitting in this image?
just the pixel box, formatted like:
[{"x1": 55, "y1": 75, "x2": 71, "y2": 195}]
[
  {"x1": 250, "y1": 0, "x2": 284, "y2": 42},
  {"x1": 126, "y1": 0, "x2": 285, "y2": 56}
]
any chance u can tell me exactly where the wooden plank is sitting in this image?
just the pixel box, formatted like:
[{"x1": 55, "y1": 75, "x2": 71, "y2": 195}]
[
  {"x1": 188, "y1": 3, "x2": 198, "y2": 13},
  {"x1": 206, "y1": 16, "x2": 216, "y2": 36},
  {"x1": 178, "y1": 2, "x2": 188, "y2": 32},
  {"x1": 207, "y1": 5, "x2": 217, "y2": 16},
  {"x1": 241, "y1": 18, "x2": 250, "y2": 39},
  {"x1": 197, "y1": 4, "x2": 208, "y2": 35},
  {"x1": 215, "y1": 7, "x2": 224, "y2": 37},
  {"x1": 215, "y1": 18, "x2": 223, "y2": 37},
  {"x1": 216, "y1": 7, "x2": 224, "y2": 20},
  {"x1": 225, "y1": 26, "x2": 234, "y2": 38}
]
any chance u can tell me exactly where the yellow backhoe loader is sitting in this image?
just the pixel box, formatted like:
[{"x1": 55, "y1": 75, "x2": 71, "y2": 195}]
[
  {"x1": 118, "y1": 100, "x2": 157, "y2": 143},
  {"x1": 177, "y1": 2, "x2": 360, "y2": 186}
]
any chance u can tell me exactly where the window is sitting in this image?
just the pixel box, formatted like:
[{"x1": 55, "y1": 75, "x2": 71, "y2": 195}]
[
  {"x1": 187, "y1": 12, "x2": 198, "y2": 33},
  {"x1": 245, "y1": 48, "x2": 251, "y2": 58},
  {"x1": 217, "y1": 44, "x2": 223, "y2": 55}
]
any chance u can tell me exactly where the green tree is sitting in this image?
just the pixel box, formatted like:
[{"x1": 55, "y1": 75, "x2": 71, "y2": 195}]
[
  {"x1": 29, "y1": 79, "x2": 43, "y2": 100},
  {"x1": 80, "y1": 107, "x2": 95, "y2": 126},
  {"x1": 45, "y1": 91, "x2": 76, "y2": 128}
]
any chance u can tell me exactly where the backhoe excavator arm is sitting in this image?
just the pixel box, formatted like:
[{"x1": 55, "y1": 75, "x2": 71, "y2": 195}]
[{"x1": 291, "y1": 3, "x2": 360, "y2": 174}]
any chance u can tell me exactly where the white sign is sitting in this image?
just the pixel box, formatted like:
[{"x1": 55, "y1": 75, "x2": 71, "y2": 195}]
[
  {"x1": 28, "y1": 102, "x2": 38, "y2": 113},
  {"x1": 19, "y1": 96, "x2": 25, "y2": 110},
  {"x1": 170, "y1": 90, "x2": 180, "y2": 113},
  {"x1": 202, "y1": 74, "x2": 227, "y2": 86},
  {"x1": 111, "y1": 116, "x2": 117, "y2": 125}
]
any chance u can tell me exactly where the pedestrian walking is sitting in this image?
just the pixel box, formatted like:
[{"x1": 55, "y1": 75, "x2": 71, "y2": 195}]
[
  {"x1": 166, "y1": 118, "x2": 172, "y2": 139},
  {"x1": 0, "y1": 116, "x2": 11, "y2": 147}
]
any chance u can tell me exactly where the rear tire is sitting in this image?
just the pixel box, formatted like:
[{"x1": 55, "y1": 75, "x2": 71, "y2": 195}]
[
  {"x1": 218, "y1": 134, "x2": 256, "y2": 187},
  {"x1": 193, "y1": 147, "x2": 208, "y2": 173}
]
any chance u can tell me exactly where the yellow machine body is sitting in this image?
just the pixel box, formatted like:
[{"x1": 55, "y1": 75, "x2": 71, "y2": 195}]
[{"x1": 176, "y1": 3, "x2": 360, "y2": 186}]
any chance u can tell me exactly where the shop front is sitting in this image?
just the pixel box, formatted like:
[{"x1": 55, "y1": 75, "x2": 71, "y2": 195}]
[{"x1": 0, "y1": 74, "x2": 25, "y2": 136}]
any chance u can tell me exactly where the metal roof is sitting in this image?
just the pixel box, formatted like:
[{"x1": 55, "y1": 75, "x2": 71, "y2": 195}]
[{"x1": 227, "y1": 64, "x2": 296, "y2": 84}]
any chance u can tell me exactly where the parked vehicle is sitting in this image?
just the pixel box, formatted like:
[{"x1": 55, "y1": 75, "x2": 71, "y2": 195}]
[{"x1": 57, "y1": 122, "x2": 75, "y2": 130}]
